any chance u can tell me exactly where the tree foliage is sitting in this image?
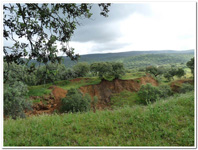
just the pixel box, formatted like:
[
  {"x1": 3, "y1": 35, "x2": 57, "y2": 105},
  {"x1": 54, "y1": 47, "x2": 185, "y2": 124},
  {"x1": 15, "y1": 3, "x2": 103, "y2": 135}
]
[
  {"x1": 164, "y1": 67, "x2": 185, "y2": 81},
  {"x1": 186, "y1": 57, "x2": 194, "y2": 77},
  {"x1": 90, "y1": 62, "x2": 125, "y2": 79},
  {"x1": 175, "y1": 68, "x2": 185, "y2": 78},
  {"x1": 4, "y1": 3, "x2": 111, "y2": 65},
  {"x1": 73, "y1": 62, "x2": 90, "y2": 77},
  {"x1": 110, "y1": 62, "x2": 125, "y2": 79},
  {"x1": 146, "y1": 66, "x2": 163, "y2": 77},
  {"x1": 4, "y1": 81, "x2": 32, "y2": 119}
]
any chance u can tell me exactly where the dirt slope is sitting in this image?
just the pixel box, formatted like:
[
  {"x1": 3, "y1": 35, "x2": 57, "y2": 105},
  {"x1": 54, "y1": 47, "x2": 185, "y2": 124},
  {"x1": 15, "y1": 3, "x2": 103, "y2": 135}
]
[
  {"x1": 27, "y1": 86, "x2": 67, "y2": 115},
  {"x1": 27, "y1": 75, "x2": 158, "y2": 115},
  {"x1": 80, "y1": 75, "x2": 158, "y2": 108}
]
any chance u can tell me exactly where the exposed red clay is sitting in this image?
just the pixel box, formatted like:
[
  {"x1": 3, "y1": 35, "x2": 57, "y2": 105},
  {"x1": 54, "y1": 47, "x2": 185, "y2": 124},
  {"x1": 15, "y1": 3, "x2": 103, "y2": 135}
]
[{"x1": 27, "y1": 75, "x2": 158, "y2": 115}]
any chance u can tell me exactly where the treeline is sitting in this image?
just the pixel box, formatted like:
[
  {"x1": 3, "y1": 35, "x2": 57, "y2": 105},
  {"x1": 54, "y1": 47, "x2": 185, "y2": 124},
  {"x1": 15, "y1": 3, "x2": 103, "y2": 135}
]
[
  {"x1": 3, "y1": 61, "x2": 125, "y2": 119},
  {"x1": 145, "y1": 57, "x2": 194, "y2": 81},
  {"x1": 122, "y1": 53, "x2": 194, "y2": 69},
  {"x1": 4, "y1": 61, "x2": 125, "y2": 86},
  {"x1": 27, "y1": 52, "x2": 194, "y2": 69}
]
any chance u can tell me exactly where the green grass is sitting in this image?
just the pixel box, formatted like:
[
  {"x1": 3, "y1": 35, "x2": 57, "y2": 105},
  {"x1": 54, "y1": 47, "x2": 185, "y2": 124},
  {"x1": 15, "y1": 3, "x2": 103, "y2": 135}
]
[
  {"x1": 4, "y1": 91, "x2": 194, "y2": 146},
  {"x1": 110, "y1": 91, "x2": 140, "y2": 108},
  {"x1": 28, "y1": 77, "x2": 101, "y2": 97},
  {"x1": 121, "y1": 72, "x2": 146, "y2": 80},
  {"x1": 28, "y1": 85, "x2": 52, "y2": 97},
  {"x1": 60, "y1": 77, "x2": 101, "y2": 90}
]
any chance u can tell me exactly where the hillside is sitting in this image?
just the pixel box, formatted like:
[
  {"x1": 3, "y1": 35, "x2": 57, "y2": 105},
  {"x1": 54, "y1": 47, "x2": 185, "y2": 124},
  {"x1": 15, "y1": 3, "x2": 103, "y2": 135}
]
[
  {"x1": 61, "y1": 50, "x2": 194, "y2": 68},
  {"x1": 4, "y1": 91, "x2": 194, "y2": 146},
  {"x1": 28, "y1": 50, "x2": 194, "y2": 68}
]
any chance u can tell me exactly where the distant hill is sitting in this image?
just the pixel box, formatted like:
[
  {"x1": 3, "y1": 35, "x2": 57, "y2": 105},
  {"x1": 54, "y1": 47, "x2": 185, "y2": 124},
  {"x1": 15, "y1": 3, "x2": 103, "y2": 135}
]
[
  {"x1": 61, "y1": 50, "x2": 194, "y2": 68},
  {"x1": 27, "y1": 50, "x2": 194, "y2": 69}
]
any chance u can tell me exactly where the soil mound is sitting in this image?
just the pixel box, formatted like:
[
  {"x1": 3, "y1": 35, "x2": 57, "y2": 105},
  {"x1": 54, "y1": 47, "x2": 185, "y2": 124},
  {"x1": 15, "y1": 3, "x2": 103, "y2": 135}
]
[
  {"x1": 27, "y1": 86, "x2": 67, "y2": 116},
  {"x1": 80, "y1": 75, "x2": 158, "y2": 109}
]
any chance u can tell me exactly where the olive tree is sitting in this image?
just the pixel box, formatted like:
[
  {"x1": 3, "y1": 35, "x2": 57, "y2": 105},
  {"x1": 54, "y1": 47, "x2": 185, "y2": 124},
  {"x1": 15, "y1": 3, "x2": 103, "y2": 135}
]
[{"x1": 73, "y1": 62, "x2": 90, "y2": 77}]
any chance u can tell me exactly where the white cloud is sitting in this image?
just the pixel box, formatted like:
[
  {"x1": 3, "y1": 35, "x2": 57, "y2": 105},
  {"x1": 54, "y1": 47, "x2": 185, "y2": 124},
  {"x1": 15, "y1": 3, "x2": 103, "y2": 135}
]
[
  {"x1": 69, "y1": 2, "x2": 196, "y2": 54},
  {"x1": 117, "y1": 2, "x2": 196, "y2": 51}
]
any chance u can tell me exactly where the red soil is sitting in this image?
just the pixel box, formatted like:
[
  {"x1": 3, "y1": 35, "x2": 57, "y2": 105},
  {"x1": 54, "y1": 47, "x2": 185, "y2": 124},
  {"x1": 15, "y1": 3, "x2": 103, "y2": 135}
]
[
  {"x1": 27, "y1": 75, "x2": 158, "y2": 115},
  {"x1": 26, "y1": 86, "x2": 67, "y2": 116},
  {"x1": 79, "y1": 75, "x2": 158, "y2": 109}
]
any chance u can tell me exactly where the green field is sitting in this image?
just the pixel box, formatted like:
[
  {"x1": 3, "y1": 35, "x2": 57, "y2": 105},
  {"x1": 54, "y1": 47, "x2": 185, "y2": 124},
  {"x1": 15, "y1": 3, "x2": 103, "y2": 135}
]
[{"x1": 4, "y1": 91, "x2": 194, "y2": 146}]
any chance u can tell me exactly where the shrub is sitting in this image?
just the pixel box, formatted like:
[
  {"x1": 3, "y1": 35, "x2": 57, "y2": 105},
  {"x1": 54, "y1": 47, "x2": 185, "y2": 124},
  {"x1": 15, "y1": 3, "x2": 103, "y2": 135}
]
[
  {"x1": 4, "y1": 81, "x2": 32, "y2": 119},
  {"x1": 138, "y1": 84, "x2": 161, "y2": 104},
  {"x1": 158, "y1": 85, "x2": 173, "y2": 98},
  {"x1": 61, "y1": 88, "x2": 91, "y2": 113},
  {"x1": 179, "y1": 83, "x2": 194, "y2": 93}
]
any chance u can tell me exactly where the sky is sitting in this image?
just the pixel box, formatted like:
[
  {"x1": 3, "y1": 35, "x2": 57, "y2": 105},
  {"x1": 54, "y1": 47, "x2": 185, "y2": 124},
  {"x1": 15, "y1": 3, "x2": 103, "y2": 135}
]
[
  {"x1": 64, "y1": 2, "x2": 196, "y2": 55},
  {"x1": 3, "y1": 2, "x2": 196, "y2": 56}
]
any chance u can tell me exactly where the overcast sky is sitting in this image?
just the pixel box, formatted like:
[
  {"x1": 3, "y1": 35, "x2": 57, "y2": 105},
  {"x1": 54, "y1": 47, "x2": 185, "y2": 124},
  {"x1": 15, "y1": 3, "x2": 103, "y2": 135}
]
[
  {"x1": 59, "y1": 2, "x2": 196, "y2": 55},
  {"x1": 3, "y1": 2, "x2": 196, "y2": 56}
]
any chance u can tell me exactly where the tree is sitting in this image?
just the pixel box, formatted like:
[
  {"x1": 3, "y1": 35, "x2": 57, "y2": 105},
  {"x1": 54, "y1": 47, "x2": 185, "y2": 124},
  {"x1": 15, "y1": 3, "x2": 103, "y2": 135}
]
[
  {"x1": 90, "y1": 62, "x2": 100, "y2": 76},
  {"x1": 4, "y1": 3, "x2": 111, "y2": 65},
  {"x1": 164, "y1": 72, "x2": 172, "y2": 81},
  {"x1": 90, "y1": 62, "x2": 113, "y2": 79},
  {"x1": 186, "y1": 57, "x2": 194, "y2": 77},
  {"x1": 110, "y1": 62, "x2": 125, "y2": 79},
  {"x1": 73, "y1": 62, "x2": 90, "y2": 77},
  {"x1": 90, "y1": 62, "x2": 125, "y2": 79},
  {"x1": 146, "y1": 66, "x2": 163, "y2": 77},
  {"x1": 163, "y1": 67, "x2": 177, "y2": 81},
  {"x1": 175, "y1": 68, "x2": 185, "y2": 78}
]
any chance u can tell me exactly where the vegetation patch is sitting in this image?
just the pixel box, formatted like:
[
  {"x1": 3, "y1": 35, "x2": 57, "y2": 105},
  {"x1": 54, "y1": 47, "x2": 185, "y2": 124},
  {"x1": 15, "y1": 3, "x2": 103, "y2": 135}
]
[
  {"x1": 4, "y1": 92, "x2": 194, "y2": 146},
  {"x1": 110, "y1": 91, "x2": 140, "y2": 108}
]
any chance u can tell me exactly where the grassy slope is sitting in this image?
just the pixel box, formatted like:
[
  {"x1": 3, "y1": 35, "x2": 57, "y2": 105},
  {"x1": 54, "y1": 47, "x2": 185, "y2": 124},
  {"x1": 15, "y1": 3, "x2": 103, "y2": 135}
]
[
  {"x1": 4, "y1": 91, "x2": 194, "y2": 146},
  {"x1": 28, "y1": 77, "x2": 101, "y2": 97},
  {"x1": 27, "y1": 72, "x2": 145, "y2": 97}
]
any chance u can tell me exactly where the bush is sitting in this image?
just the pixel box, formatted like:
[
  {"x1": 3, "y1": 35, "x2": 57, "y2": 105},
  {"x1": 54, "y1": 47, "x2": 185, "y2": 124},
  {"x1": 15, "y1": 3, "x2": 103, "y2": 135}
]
[
  {"x1": 4, "y1": 81, "x2": 32, "y2": 119},
  {"x1": 138, "y1": 84, "x2": 161, "y2": 104},
  {"x1": 179, "y1": 83, "x2": 194, "y2": 93},
  {"x1": 61, "y1": 88, "x2": 91, "y2": 113},
  {"x1": 158, "y1": 85, "x2": 173, "y2": 98}
]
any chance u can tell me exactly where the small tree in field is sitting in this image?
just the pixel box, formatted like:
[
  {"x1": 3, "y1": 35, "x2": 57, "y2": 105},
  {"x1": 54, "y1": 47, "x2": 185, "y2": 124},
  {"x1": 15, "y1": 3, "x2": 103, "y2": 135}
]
[
  {"x1": 175, "y1": 68, "x2": 185, "y2": 78},
  {"x1": 146, "y1": 66, "x2": 163, "y2": 77},
  {"x1": 110, "y1": 62, "x2": 125, "y2": 79}
]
